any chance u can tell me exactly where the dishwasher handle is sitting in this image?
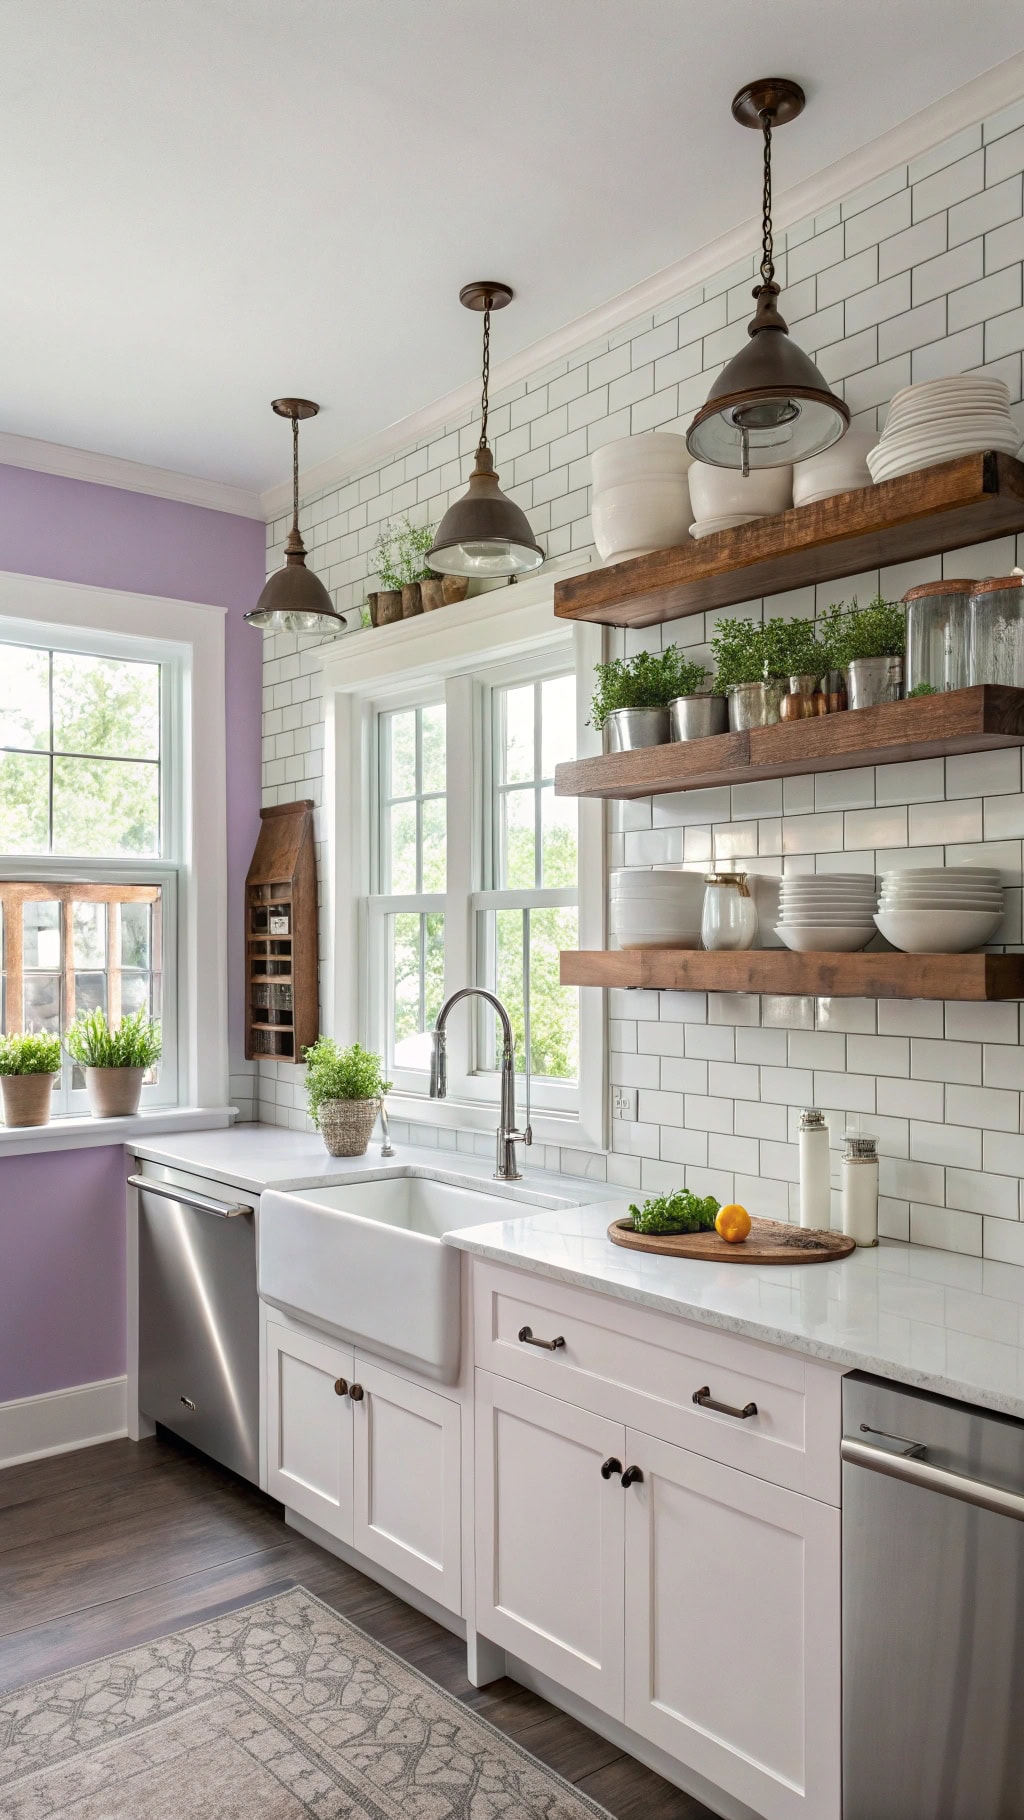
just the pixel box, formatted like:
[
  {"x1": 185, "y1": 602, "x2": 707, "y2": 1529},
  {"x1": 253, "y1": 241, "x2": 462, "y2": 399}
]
[
  {"x1": 842, "y1": 1434, "x2": 1024, "y2": 1525},
  {"x1": 127, "y1": 1174, "x2": 250, "y2": 1219}
]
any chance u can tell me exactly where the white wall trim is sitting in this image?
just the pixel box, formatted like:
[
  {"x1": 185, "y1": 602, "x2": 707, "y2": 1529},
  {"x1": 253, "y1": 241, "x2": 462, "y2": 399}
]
[
  {"x1": 0, "y1": 1376, "x2": 128, "y2": 1468},
  {"x1": 263, "y1": 50, "x2": 1024, "y2": 520},
  {"x1": 0, "y1": 428, "x2": 264, "y2": 521}
]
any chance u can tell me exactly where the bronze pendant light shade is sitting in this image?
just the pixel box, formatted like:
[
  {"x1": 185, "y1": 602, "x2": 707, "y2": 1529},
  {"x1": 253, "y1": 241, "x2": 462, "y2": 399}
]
[
  {"x1": 246, "y1": 400, "x2": 348, "y2": 633},
  {"x1": 686, "y1": 80, "x2": 848, "y2": 473},
  {"x1": 427, "y1": 284, "x2": 545, "y2": 579}
]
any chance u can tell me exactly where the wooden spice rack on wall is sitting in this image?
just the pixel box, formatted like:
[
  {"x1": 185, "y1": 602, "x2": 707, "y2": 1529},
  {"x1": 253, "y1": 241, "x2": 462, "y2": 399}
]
[{"x1": 245, "y1": 800, "x2": 318, "y2": 1062}]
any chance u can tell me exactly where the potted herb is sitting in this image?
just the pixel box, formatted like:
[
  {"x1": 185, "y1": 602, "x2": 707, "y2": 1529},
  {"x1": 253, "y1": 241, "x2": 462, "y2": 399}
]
[
  {"x1": 65, "y1": 1008, "x2": 162, "y2": 1118},
  {"x1": 818, "y1": 595, "x2": 906, "y2": 709},
  {"x1": 667, "y1": 657, "x2": 728, "y2": 742},
  {"x1": 590, "y1": 646, "x2": 713, "y2": 751},
  {"x1": 710, "y1": 616, "x2": 785, "y2": 730},
  {"x1": 304, "y1": 1037, "x2": 392, "y2": 1157},
  {"x1": 372, "y1": 517, "x2": 461, "y2": 620},
  {"x1": 0, "y1": 1032, "x2": 62, "y2": 1128}
]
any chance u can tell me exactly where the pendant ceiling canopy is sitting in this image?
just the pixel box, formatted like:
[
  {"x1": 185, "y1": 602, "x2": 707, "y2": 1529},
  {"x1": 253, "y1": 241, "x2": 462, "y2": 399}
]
[
  {"x1": 686, "y1": 79, "x2": 849, "y2": 473},
  {"x1": 427, "y1": 283, "x2": 545, "y2": 580},
  {"x1": 246, "y1": 400, "x2": 348, "y2": 634}
]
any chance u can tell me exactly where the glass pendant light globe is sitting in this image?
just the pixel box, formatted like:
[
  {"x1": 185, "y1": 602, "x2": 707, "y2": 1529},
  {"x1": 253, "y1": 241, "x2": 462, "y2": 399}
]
[
  {"x1": 686, "y1": 80, "x2": 849, "y2": 473},
  {"x1": 427, "y1": 283, "x2": 544, "y2": 580},
  {"x1": 246, "y1": 400, "x2": 349, "y2": 634}
]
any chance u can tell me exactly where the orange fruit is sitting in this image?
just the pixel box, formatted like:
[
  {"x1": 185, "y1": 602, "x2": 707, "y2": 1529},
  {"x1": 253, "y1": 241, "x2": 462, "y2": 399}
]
[{"x1": 715, "y1": 1203, "x2": 752, "y2": 1244}]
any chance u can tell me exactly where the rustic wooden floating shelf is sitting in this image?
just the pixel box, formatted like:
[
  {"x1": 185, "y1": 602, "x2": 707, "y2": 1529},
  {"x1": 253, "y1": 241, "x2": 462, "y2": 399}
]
[
  {"x1": 555, "y1": 686, "x2": 1024, "y2": 801},
  {"x1": 560, "y1": 949, "x2": 1024, "y2": 1002},
  {"x1": 554, "y1": 451, "x2": 1024, "y2": 629}
]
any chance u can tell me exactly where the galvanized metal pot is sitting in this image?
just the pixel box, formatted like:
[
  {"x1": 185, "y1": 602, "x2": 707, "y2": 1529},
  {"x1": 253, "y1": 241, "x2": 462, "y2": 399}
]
[
  {"x1": 844, "y1": 655, "x2": 903, "y2": 710},
  {"x1": 669, "y1": 694, "x2": 729, "y2": 741},
  {"x1": 602, "y1": 706, "x2": 670, "y2": 751},
  {"x1": 726, "y1": 679, "x2": 785, "y2": 731}
]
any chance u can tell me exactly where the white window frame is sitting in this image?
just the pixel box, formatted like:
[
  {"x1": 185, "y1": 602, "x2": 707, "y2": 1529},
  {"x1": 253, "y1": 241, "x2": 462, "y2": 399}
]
[
  {"x1": 0, "y1": 572, "x2": 229, "y2": 1116},
  {"x1": 320, "y1": 561, "x2": 606, "y2": 1152}
]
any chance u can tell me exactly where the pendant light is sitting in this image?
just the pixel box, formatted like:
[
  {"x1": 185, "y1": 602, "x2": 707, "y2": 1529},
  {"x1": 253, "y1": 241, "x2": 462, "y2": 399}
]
[
  {"x1": 686, "y1": 80, "x2": 849, "y2": 473},
  {"x1": 246, "y1": 399, "x2": 348, "y2": 633},
  {"x1": 427, "y1": 283, "x2": 544, "y2": 579}
]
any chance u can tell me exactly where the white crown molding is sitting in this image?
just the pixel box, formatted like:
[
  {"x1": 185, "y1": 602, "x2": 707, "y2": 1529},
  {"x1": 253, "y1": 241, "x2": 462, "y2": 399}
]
[
  {"x1": 0, "y1": 428, "x2": 264, "y2": 520},
  {"x1": 262, "y1": 50, "x2": 1024, "y2": 522}
]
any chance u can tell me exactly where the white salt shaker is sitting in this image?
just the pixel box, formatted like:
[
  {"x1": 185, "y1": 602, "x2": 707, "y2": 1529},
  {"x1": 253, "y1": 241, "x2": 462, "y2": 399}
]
[
  {"x1": 798, "y1": 1108, "x2": 831, "y2": 1230},
  {"x1": 841, "y1": 1133, "x2": 879, "y2": 1247}
]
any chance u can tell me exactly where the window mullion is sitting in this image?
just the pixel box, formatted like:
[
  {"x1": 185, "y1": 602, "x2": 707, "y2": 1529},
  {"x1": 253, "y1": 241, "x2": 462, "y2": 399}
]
[{"x1": 443, "y1": 673, "x2": 476, "y2": 1093}]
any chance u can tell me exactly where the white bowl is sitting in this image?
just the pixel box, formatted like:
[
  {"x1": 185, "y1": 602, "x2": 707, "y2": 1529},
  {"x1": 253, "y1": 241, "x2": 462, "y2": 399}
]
[
  {"x1": 610, "y1": 869, "x2": 705, "y2": 897},
  {"x1": 880, "y1": 867, "x2": 1001, "y2": 880},
  {"x1": 687, "y1": 460, "x2": 793, "y2": 522},
  {"x1": 792, "y1": 429, "x2": 877, "y2": 505},
  {"x1": 779, "y1": 910, "x2": 878, "y2": 923},
  {"x1": 689, "y1": 513, "x2": 762, "y2": 539},
  {"x1": 776, "y1": 925, "x2": 875, "y2": 952},
  {"x1": 887, "y1": 377, "x2": 1009, "y2": 411},
  {"x1": 591, "y1": 433, "x2": 693, "y2": 562},
  {"x1": 873, "y1": 908, "x2": 1003, "y2": 953}
]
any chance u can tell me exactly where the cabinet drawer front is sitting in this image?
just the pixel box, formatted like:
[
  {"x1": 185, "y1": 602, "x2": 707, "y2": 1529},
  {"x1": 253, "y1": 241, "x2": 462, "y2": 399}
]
[
  {"x1": 351, "y1": 1356, "x2": 462, "y2": 1615},
  {"x1": 265, "y1": 1322, "x2": 353, "y2": 1538},
  {"x1": 473, "y1": 1262, "x2": 840, "y2": 1503}
]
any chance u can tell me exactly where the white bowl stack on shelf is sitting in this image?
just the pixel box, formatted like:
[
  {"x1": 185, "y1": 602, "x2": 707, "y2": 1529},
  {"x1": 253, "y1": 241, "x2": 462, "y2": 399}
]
[
  {"x1": 609, "y1": 867, "x2": 705, "y2": 950},
  {"x1": 774, "y1": 873, "x2": 878, "y2": 952},
  {"x1": 686, "y1": 460, "x2": 792, "y2": 539},
  {"x1": 866, "y1": 377, "x2": 1021, "y2": 484},
  {"x1": 874, "y1": 867, "x2": 1005, "y2": 953}
]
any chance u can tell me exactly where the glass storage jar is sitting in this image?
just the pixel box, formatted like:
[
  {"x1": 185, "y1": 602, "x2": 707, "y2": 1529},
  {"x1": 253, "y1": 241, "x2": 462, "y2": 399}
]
[
  {"x1": 903, "y1": 579, "x2": 974, "y2": 694},
  {"x1": 700, "y1": 869, "x2": 758, "y2": 951},
  {"x1": 969, "y1": 573, "x2": 1024, "y2": 687}
]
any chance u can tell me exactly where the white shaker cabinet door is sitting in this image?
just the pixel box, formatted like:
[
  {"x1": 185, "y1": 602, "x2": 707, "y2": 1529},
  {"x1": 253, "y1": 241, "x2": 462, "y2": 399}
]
[
  {"x1": 475, "y1": 1370, "x2": 626, "y2": 1717},
  {"x1": 623, "y1": 1428, "x2": 841, "y2": 1820},
  {"x1": 265, "y1": 1321, "x2": 354, "y2": 1541},
  {"x1": 351, "y1": 1355, "x2": 463, "y2": 1614}
]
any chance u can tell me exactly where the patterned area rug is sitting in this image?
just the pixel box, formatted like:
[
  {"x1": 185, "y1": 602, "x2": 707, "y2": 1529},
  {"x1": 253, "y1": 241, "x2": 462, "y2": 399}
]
[{"x1": 0, "y1": 1587, "x2": 611, "y2": 1818}]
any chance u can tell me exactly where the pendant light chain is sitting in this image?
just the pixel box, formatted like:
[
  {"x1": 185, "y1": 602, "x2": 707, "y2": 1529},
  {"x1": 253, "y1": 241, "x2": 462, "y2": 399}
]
[
  {"x1": 759, "y1": 109, "x2": 775, "y2": 286},
  {"x1": 291, "y1": 410, "x2": 301, "y2": 532},
  {"x1": 477, "y1": 294, "x2": 492, "y2": 452}
]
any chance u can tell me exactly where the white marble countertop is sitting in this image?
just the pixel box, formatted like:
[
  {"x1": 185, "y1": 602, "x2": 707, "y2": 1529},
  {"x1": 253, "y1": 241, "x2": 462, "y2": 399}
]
[{"x1": 444, "y1": 1201, "x2": 1024, "y2": 1422}]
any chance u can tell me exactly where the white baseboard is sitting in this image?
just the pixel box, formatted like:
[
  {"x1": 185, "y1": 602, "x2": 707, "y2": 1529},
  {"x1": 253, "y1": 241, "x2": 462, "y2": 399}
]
[{"x1": 0, "y1": 1376, "x2": 128, "y2": 1469}]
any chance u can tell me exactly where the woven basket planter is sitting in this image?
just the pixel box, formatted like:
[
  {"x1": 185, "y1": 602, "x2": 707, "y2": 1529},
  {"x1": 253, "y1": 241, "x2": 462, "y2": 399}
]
[
  {"x1": 85, "y1": 1065, "x2": 145, "y2": 1118},
  {"x1": 318, "y1": 1097, "x2": 380, "y2": 1158},
  {"x1": 0, "y1": 1072, "x2": 57, "y2": 1128}
]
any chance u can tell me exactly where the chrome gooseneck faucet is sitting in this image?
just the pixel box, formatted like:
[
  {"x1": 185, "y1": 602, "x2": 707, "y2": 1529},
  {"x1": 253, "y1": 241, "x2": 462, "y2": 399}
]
[{"x1": 429, "y1": 988, "x2": 532, "y2": 1181}]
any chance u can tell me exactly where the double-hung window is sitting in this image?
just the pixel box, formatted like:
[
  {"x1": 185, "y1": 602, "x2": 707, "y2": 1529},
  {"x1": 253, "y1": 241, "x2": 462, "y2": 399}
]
[{"x1": 0, "y1": 627, "x2": 181, "y2": 1114}]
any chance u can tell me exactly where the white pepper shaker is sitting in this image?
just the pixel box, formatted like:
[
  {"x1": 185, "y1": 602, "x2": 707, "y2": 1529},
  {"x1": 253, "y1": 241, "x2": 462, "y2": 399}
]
[
  {"x1": 798, "y1": 1108, "x2": 831, "y2": 1230},
  {"x1": 841, "y1": 1133, "x2": 879, "y2": 1247}
]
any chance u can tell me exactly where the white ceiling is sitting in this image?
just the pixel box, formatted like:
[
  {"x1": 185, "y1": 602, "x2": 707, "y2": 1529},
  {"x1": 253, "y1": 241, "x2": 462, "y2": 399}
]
[{"x1": 2, "y1": 0, "x2": 1023, "y2": 499}]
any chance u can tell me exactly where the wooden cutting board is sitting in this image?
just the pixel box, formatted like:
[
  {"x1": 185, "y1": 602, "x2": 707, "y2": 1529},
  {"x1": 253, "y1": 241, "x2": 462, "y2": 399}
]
[{"x1": 608, "y1": 1215, "x2": 856, "y2": 1264}]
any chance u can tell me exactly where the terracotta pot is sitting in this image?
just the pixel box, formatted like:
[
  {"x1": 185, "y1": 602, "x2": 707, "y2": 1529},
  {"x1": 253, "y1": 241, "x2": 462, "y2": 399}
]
[
  {"x1": 376, "y1": 590, "x2": 403, "y2": 625},
  {"x1": 442, "y1": 575, "x2": 470, "y2": 604},
  {"x1": 366, "y1": 591, "x2": 380, "y2": 627},
  {"x1": 401, "y1": 582, "x2": 424, "y2": 618},
  {"x1": 1, "y1": 1071, "x2": 57, "y2": 1128},
  {"x1": 420, "y1": 578, "x2": 446, "y2": 612},
  {"x1": 318, "y1": 1097, "x2": 379, "y2": 1158},
  {"x1": 86, "y1": 1065, "x2": 145, "y2": 1118}
]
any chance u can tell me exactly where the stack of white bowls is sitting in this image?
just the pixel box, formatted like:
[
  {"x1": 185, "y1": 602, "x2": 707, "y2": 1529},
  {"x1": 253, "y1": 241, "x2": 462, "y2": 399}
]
[
  {"x1": 775, "y1": 873, "x2": 878, "y2": 952},
  {"x1": 609, "y1": 868, "x2": 704, "y2": 950},
  {"x1": 687, "y1": 460, "x2": 792, "y2": 539},
  {"x1": 590, "y1": 433, "x2": 692, "y2": 564},
  {"x1": 866, "y1": 377, "x2": 1021, "y2": 483},
  {"x1": 874, "y1": 867, "x2": 1004, "y2": 953},
  {"x1": 792, "y1": 428, "x2": 877, "y2": 506}
]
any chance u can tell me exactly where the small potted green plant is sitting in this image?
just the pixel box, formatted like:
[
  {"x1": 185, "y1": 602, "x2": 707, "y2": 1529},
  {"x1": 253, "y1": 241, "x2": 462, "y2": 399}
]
[
  {"x1": 710, "y1": 616, "x2": 790, "y2": 730},
  {"x1": 590, "y1": 645, "x2": 715, "y2": 751},
  {"x1": 0, "y1": 1031, "x2": 62, "y2": 1128},
  {"x1": 818, "y1": 595, "x2": 906, "y2": 709},
  {"x1": 65, "y1": 1008, "x2": 162, "y2": 1118},
  {"x1": 304, "y1": 1037, "x2": 392, "y2": 1157},
  {"x1": 667, "y1": 657, "x2": 728, "y2": 742},
  {"x1": 372, "y1": 517, "x2": 457, "y2": 620}
]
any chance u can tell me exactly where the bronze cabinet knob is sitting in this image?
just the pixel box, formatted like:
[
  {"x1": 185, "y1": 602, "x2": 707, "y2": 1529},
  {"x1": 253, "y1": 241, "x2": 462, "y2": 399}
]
[
  {"x1": 620, "y1": 1464, "x2": 644, "y2": 1488},
  {"x1": 600, "y1": 1456, "x2": 623, "y2": 1480},
  {"x1": 333, "y1": 1378, "x2": 348, "y2": 1397},
  {"x1": 348, "y1": 1383, "x2": 365, "y2": 1402}
]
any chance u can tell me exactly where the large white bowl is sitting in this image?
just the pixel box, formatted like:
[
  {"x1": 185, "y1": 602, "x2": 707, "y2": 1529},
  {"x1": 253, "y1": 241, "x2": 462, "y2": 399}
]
[
  {"x1": 689, "y1": 513, "x2": 762, "y2": 539},
  {"x1": 792, "y1": 429, "x2": 877, "y2": 505},
  {"x1": 776, "y1": 925, "x2": 875, "y2": 952},
  {"x1": 779, "y1": 910, "x2": 878, "y2": 923},
  {"x1": 873, "y1": 908, "x2": 1003, "y2": 952},
  {"x1": 610, "y1": 868, "x2": 705, "y2": 897},
  {"x1": 688, "y1": 460, "x2": 793, "y2": 522},
  {"x1": 880, "y1": 867, "x2": 1001, "y2": 880},
  {"x1": 591, "y1": 433, "x2": 692, "y2": 563}
]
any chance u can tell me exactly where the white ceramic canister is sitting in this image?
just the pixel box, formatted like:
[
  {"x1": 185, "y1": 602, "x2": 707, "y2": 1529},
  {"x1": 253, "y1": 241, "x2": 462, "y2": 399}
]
[
  {"x1": 798, "y1": 1108, "x2": 831, "y2": 1230},
  {"x1": 841, "y1": 1133, "x2": 879, "y2": 1247},
  {"x1": 590, "y1": 432, "x2": 692, "y2": 564},
  {"x1": 700, "y1": 870, "x2": 758, "y2": 951}
]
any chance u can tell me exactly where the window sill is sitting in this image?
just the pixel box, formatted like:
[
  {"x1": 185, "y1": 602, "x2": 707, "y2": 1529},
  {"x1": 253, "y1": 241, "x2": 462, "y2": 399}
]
[{"x1": 0, "y1": 1106, "x2": 236, "y2": 1162}]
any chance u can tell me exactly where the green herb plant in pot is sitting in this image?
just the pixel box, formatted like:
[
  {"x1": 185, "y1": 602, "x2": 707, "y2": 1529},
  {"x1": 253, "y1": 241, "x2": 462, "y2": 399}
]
[
  {"x1": 590, "y1": 645, "x2": 713, "y2": 751},
  {"x1": 667, "y1": 658, "x2": 728, "y2": 742},
  {"x1": 818, "y1": 595, "x2": 906, "y2": 709},
  {"x1": 0, "y1": 1032, "x2": 62, "y2": 1128},
  {"x1": 304, "y1": 1038, "x2": 392, "y2": 1157},
  {"x1": 711, "y1": 616, "x2": 788, "y2": 731},
  {"x1": 64, "y1": 1008, "x2": 162, "y2": 1118}
]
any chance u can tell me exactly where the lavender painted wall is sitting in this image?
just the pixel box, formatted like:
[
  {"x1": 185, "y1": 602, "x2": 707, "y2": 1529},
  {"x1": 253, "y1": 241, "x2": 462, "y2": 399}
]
[{"x1": 0, "y1": 463, "x2": 267, "y2": 1405}]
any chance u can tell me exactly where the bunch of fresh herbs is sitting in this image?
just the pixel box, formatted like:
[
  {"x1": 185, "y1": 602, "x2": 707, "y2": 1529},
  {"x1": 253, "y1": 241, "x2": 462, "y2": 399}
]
[
  {"x1": 589, "y1": 647, "x2": 712, "y2": 730},
  {"x1": 303, "y1": 1038, "x2": 392, "y2": 1126},
  {"x1": 65, "y1": 1009, "x2": 162, "y2": 1069},
  {"x1": 817, "y1": 594, "x2": 906, "y2": 668},
  {"x1": 373, "y1": 517, "x2": 437, "y2": 590},
  {"x1": 0, "y1": 1031, "x2": 62, "y2": 1075},
  {"x1": 628, "y1": 1187, "x2": 721, "y2": 1235}
]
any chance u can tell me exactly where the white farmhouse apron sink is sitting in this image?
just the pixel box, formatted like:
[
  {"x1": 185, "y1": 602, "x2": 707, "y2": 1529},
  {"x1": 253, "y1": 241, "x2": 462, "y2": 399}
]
[{"x1": 259, "y1": 1171, "x2": 547, "y2": 1382}]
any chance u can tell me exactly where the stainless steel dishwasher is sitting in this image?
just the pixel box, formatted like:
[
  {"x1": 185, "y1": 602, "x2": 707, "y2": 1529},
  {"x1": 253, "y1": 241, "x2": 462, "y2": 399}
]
[
  {"x1": 843, "y1": 1372, "x2": 1024, "y2": 1820},
  {"x1": 131, "y1": 1167, "x2": 260, "y2": 1484}
]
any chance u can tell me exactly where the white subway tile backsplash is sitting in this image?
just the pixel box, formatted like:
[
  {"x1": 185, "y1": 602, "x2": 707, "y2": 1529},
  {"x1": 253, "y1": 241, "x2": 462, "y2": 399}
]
[
  {"x1": 911, "y1": 1203, "x2": 982, "y2": 1256},
  {"x1": 912, "y1": 148, "x2": 985, "y2": 222},
  {"x1": 911, "y1": 1120, "x2": 983, "y2": 1169},
  {"x1": 876, "y1": 1075, "x2": 945, "y2": 1121},
  {"x1": 945, "y1": 1083, "x2": 1020, "y2": 1132},
  {"x1": 947, "y1": 747, "x2": 1022, "y2": 798},
  {"x1": 946, "y1": 1166, "x2": 1020, "y2": 1217}
]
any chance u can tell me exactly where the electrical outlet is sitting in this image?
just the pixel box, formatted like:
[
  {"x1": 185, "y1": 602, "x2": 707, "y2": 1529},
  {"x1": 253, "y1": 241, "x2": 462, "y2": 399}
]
[{"x1": 612, "y1": 1085, "x2": 638, "y2": 1122}]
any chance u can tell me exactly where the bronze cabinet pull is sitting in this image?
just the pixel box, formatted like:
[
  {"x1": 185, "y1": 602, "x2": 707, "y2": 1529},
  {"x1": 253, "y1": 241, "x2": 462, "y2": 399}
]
[
  {"x1": 620, "y1": 1464, "x2": 644, "y2": 1488},
  {"x1": 334, "y1": 1378, "x2": 348, "y2": 1397},
  {"x1": 600, "y1": 1456, "x2": 623, "y2": 1480},
  {"x1": 693, "y1": 1385, "x2": 758, "y2": 1420},
  {"x1": 518, "y1": 1325, "x2": 566, "y2": 1351},
  {"x1": 348, "y1": 1383, "x2": 364, "y2": 1402}
]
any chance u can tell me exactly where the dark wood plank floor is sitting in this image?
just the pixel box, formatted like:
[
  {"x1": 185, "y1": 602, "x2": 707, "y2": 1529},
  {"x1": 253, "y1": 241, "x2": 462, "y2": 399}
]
[{"x1": 0, "y1": 1430, "x2": 711, "y2": 1818}]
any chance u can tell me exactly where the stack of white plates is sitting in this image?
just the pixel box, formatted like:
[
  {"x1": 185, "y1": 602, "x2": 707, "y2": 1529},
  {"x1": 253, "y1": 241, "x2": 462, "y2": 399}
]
[
  {"x1": 875, "y1": 867, "x2": 1005, "y2": 953},
  {"x1": 866, "y1": 377, "x2": 1021, "y2": 484},
  {"x1": 775, "y1": 873, "x2": 877, "y2": 952},
  {"x1": 610, "y1": 867, "x2": 705, "y2": 950}
]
